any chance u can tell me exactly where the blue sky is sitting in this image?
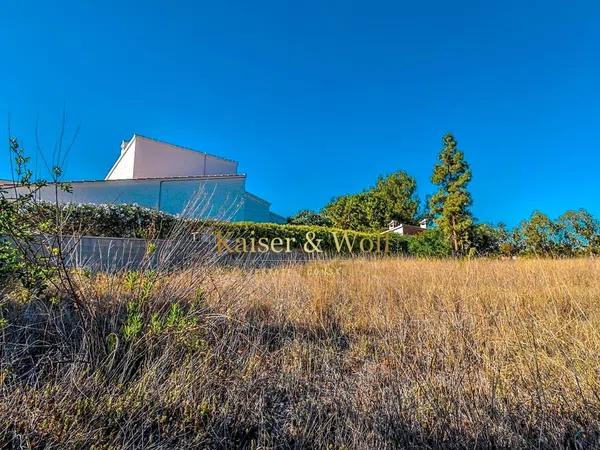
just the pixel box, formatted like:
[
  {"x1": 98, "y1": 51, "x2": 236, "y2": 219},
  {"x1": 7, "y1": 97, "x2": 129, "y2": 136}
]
[{"x1": 1, "y1": 0, "x2": 599, "y2": 226}]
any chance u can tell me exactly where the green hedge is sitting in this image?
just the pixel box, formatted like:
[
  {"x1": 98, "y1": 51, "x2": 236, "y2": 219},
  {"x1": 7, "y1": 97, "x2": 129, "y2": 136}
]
[
  {"x1": 29, "y1": 202, "x2": 411, "y2": 255},
  {"x1": 26, "y1": 203, "x2": 177, "y2": 238},
  {"x1": 204, "y1": 221, "x2": 409, "y2": 255}
]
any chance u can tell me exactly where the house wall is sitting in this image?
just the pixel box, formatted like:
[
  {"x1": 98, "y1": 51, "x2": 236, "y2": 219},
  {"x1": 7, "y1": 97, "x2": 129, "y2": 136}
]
[
  {"x1": 388, "y1": 225, "x2": 424, "y2": 236},
  {"x1": 20, "y1": 176, "x2": 276, "y2": 223},
  {"x1": 105, "y1": 139, "x2": 136, "y2": 180},
  {"x1": 158, "y1": 177, "x2": 247, "y2": 220},
  {"x1": 242, "y1": 194, "x2": 273, "y2": 222},
  {"x1": 204, "y1": 154, "x2": 238, "y2": 176},
  {"x1": 105, "y1": 136, "x2": 238, "y2": 180},
  {"x1": 33, "y1": 179, "x2": 162, "y2": 209},
  {"x1": 132, "y1": 136, "x2": 238, "y2": 179},
  {"x1": 15, "y1": 134, "x2": 282, "y2": 224},
  {"x1": 269, "y1": 212, "x2": 287, "y2": 224}
]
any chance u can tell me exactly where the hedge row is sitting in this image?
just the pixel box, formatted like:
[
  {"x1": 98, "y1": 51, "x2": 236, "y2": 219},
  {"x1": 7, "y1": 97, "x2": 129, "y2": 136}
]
[
  {"x1": 29, "y1": 203, "x2": 178, "y2": 239},
  {"x1": 204, "y1": 221, "x2": 409, "y2": 255},
  {"x1": 29, "y1": 203, "x2": 414, "y2": 255}
]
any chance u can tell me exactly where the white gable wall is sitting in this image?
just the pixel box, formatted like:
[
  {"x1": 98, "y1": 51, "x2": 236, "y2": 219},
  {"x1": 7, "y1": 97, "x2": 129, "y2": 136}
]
[{"x1": 105, "y1": 139, "x2": 136, "y2": 180}]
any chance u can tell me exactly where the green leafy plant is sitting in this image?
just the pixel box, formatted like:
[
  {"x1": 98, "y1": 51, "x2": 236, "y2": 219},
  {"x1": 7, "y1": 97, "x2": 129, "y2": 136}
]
[
  {"x1": 288, "y1": 210, "x2": 333, "y2": 227},
  {"x1": 518, "y1": 211, "x2": 559, "y2": 257},
  {"x1": 1, "y1": 139, "x2": 55, "y2": 294},
  {"x1": 407, "y1": 228, "x2": 451, "y2": 257},
  {"x1": 123, "y1": 301, "x2": 143, "y2": 342}
]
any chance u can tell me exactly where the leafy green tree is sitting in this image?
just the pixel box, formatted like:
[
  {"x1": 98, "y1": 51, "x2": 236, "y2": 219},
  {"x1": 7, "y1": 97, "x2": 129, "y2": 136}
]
[
  {"x1": 407, "y1": 228, "x2": 451, "y2": 258},
  {"x1": 322, "y1": 192, "x2": 385, "y2": 232},
  {"x1": 372, "y1": 171, "x2": 419, "y2": 225},
  {"x1": 322, "y1": 193, "x2": 373, "y2": 231},
  {"x1": 322, "y1": 171, "x2": 419, "y2": 232},
  {"x1": 429, "y1": 133, "x2": 473, "y2": 255},
  {"x1": 557, "y1": 209, "x2": 599, "y2": 256},
  {"x1": 287, "y1": 210, "x2": 333, "y2": 227},
  {"x1": 361, "y1": 192, "x2": 389, "y2": 230},
  {"x1": 471, "y1": 223, "x2": 509, "y2": 256},
  {"x1": 518, "y1": 211, "x2": 558, "y2": 256}
]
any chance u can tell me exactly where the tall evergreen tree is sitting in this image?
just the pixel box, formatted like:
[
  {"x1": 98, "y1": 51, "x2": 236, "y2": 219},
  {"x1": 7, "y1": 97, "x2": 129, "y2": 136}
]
[{"x1": 429, "y1": 133, "x2": 473, "y2": 255}]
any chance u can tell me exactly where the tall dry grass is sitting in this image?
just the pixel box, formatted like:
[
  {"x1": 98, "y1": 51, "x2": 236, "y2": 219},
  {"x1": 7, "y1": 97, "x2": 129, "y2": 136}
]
[{"x1": 1, "y1": 258, "x2": 600, "y2": 448}]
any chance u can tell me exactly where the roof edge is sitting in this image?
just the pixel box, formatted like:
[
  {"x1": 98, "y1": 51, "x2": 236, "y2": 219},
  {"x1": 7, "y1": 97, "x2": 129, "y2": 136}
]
[
  {"x1": 48, "y1": 173, "x2": 247, "y2": 185},
  {"x1": 244, "y1": 191, "x2": 271, "y2": 206},
  {"x1": 132, "y1": 133, "x2": 239, "y2": 165}
]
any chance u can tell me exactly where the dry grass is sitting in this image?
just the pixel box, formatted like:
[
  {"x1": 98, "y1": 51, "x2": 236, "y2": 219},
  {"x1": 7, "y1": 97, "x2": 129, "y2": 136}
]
[{"x1": 1, "y1": 258, "x2": 600, "y2": 448}]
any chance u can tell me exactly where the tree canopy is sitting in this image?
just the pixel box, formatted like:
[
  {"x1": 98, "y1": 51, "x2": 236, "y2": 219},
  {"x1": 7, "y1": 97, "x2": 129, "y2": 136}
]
[
  {"x1": 322, "y1": 171, "x2": 419, "y2": 232},
  {"x1": 287, "y1": 210, "x2": 333, "y2": 227}
]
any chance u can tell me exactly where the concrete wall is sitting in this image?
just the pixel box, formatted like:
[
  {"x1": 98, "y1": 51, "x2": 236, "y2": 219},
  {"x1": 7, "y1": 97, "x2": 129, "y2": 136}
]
[{"x1": 39, "y1": 235, "x2": 323, "y2": 272}]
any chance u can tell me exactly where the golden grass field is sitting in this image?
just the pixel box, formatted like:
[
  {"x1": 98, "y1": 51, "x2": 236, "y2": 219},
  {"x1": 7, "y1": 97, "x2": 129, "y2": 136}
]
[{"x1": 2, "y1": 258, "x2": 600, "y2": 448}]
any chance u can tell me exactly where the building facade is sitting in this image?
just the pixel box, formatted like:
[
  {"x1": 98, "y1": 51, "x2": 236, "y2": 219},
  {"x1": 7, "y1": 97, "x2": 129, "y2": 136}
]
[{"x1": 16, "y1": 134, "x2": 285, "y2": 223}]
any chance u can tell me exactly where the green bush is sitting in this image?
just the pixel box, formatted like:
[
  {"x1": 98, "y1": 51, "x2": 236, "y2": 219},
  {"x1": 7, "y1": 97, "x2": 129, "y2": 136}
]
[
  {"x1": 287, "y1": 209, "x2": 333, "y2": 227},
  {"x1": 30, "y1": 202, "x2": 178, "y2": 238},
  {"x1": 407, "y1": 228, "x2": 451, "y2": 258},
  {"x1": 0, "y1": 139, "x2": 60, "y2": 294},
  {"x1": 206, "y1": 221, "x2": 409, "y2": 255}
]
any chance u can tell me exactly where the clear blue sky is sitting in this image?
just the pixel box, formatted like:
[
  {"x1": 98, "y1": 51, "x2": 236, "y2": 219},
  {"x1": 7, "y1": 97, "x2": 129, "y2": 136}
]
[{"x1": 1, "y1": 1, "x2": 599, "y2": 226}]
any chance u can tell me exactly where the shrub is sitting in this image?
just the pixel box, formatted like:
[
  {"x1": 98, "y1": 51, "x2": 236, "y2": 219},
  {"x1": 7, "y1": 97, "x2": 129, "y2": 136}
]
[
  {"x1": 30, "y1": 202, "x2": 178, "y2": 239},
  {"x1": 407, "y1": 228, "x2": 451, "y2": 257},
  {"x1": 287, "y1": 209, "x2": 333, "y2": 227},
  {"x1": 0, "y1": 140, "x2": 58, "y2": 294}
]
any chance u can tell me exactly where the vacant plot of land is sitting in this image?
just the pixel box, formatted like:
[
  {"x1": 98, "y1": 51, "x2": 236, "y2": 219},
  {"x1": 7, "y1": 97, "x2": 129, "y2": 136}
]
[{"x1": 1, "y1": 259, "x2": 600, "y2": 448}]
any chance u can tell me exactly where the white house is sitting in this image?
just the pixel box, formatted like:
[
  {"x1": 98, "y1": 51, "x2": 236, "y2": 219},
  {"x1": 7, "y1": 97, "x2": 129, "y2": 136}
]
[
  {"x1": 382, "y1": 219, "x2": 428, "y2": 236},
  {"x1": 14, "y1": 134, "x2": 285, "y2": 223}
]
